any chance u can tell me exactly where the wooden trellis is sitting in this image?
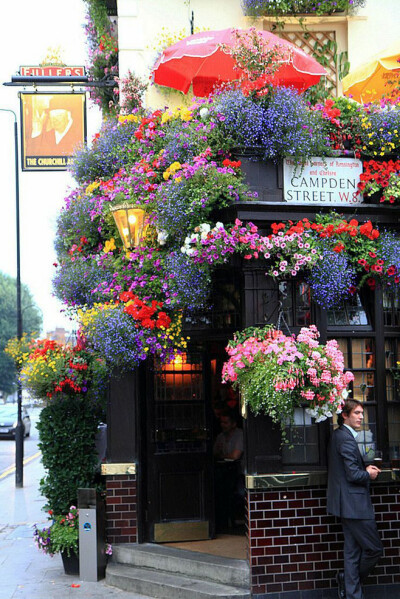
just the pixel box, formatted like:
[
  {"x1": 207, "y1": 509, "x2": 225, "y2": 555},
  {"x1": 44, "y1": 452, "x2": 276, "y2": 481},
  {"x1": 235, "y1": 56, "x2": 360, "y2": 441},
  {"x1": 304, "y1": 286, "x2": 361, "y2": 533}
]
[{"x1": 278, "y1": 30, "x2": 338, "y2": 93}]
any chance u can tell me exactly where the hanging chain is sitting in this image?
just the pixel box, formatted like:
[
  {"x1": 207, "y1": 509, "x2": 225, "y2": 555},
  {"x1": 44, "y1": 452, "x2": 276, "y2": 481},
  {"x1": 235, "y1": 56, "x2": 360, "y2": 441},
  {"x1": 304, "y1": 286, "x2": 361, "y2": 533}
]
[{"x1": 276, "y1": 300, "x2": 292, "y2": 336}]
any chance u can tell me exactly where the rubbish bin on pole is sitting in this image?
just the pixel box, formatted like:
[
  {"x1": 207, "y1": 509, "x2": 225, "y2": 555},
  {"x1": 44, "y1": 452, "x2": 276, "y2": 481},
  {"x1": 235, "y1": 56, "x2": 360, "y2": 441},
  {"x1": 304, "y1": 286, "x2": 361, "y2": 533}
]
[{"x1": 78, "y1": 488, "x2": 106, "y2": 581}]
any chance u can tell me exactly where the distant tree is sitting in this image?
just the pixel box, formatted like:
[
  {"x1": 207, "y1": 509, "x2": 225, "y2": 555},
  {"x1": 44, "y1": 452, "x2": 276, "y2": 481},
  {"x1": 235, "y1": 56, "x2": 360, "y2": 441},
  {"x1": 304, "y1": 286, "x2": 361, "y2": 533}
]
[{"x1": 0, "y1": 272, "x2": 42, "y2": 396}]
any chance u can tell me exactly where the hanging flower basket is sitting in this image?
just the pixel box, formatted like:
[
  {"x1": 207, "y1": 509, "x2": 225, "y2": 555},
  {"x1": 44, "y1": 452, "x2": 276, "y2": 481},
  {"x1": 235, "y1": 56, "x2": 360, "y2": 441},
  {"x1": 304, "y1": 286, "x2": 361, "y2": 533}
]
[{"x1": 222, "y1": 324, "x2": 354, "y2": 436}]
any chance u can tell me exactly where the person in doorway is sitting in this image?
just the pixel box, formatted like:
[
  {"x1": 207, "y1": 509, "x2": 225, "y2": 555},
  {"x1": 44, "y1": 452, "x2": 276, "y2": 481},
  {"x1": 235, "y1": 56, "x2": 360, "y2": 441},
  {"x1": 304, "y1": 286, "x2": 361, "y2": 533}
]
[
  {"x1": 213, "y1": 410, "x2": 244, "y2": 532},
  {"x1": 213, "y1": 409, "x2": 243, "y2": 461},
  {"x1": 327, "y1": 399, "x2": 383, "y2": 599}
]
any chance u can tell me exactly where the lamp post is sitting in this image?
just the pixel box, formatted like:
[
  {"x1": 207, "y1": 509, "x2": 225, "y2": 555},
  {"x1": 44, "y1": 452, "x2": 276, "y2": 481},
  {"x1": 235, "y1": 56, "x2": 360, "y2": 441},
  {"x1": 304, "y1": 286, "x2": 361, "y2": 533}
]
[{"x1": 0, "y1": 107, "x2": 24, "y2": 487}]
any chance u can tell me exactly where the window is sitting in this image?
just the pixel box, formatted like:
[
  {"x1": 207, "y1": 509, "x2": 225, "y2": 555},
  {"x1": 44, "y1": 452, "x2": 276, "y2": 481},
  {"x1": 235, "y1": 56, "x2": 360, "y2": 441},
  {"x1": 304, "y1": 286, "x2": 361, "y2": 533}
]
[
  {"x1": 327, "y1": 288, "x2": 400, "y2": 463},
  {"x1": 183, "y1": 268, "x2": 241, "y2": 331},
  {"x1": 282, "y1": 408, "x2": 319, "y2": 465},
  {"x1": 153, "y1": 353, "x2": 207, "y2": 454},
  {"x1": 383, "y1": 289, "x2": 400, "y2": 327},
  {"x1": 327, "y1": 293, "x2": 370, "y2": 328},
  {"x1": 279, "y1": 280, "x2": 311, "y2": 328},
  {"x1": 385, "y1": 338, "x2": 400, "y2": 459}
]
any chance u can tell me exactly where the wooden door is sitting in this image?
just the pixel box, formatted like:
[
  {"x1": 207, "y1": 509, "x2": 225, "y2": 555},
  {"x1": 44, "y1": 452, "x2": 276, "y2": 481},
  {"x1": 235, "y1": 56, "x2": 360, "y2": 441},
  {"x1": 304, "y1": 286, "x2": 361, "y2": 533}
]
[{"x1": 145, "y1": 351, "x2": 214, "y2": 543}]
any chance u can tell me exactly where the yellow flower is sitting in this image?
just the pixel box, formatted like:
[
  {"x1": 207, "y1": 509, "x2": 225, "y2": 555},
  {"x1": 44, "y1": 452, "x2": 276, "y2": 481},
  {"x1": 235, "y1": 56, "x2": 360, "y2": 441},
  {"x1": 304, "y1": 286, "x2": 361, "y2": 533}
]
[
  {"x1": 161, "y1": 111, "x2": 173, "y2": 124},
  {"x1": 169, "y1": 161, "x2": 181, "y2": 172},
  {"x1": 179, "y1": 108, "x2": 193, "y2": 122},
  {"x1": 103, "y1": 238, "x2": 116, "y2": 253},
  {"x1": 118, "y1": 114, "x2": 139, "y2": 124},
  {"x1": 85, "y1": 180, "x2": 101, "y2": 195}
]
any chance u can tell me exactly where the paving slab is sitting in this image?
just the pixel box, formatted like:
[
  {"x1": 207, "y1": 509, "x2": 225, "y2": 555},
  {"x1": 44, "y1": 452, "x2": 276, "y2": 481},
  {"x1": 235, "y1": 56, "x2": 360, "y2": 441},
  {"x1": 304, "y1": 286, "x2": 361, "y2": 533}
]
[{"x1": 0, "y1": 456, "x2": 151, "y2": 599}]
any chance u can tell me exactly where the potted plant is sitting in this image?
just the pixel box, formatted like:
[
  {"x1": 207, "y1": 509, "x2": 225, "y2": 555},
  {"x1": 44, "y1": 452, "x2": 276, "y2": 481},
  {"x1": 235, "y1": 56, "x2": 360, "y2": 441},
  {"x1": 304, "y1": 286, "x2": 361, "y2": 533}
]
[
  {"x1": 34, "y1": 506, "x2": 79, "y2": 575},
  {"x1": 222, "y1": 324, "x2": 354, "y2": 439}
]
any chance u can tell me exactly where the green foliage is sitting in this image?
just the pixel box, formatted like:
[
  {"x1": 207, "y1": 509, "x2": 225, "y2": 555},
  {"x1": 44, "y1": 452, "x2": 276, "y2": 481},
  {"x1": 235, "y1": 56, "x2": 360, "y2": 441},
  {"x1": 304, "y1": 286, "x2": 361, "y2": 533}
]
[
  {"x1": 50, "y1": 509, "x2": 79, "y2": 556},
  {"x1": 37, "y1": 397, "x2": 101, "y2": 514},
  {"x1": 84, "y1": 0, "x2": 119, "y2": 115},
  {"x1": 84, "y1": 0, "x2": 110, "y2": 34},
  {"x1": 0, "y1": 272, "x2": 42, "y2": 395},
  {"x1": 34, "y1": 506, "x2": 79, "y2": 556}
]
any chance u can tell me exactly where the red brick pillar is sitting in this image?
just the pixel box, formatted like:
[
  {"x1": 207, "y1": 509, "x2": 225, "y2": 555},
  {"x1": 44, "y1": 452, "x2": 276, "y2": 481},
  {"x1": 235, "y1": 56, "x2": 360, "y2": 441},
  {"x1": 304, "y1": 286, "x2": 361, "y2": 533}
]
[{"x1": 105, "y1": 474, "x2": 137, "y2": 544}]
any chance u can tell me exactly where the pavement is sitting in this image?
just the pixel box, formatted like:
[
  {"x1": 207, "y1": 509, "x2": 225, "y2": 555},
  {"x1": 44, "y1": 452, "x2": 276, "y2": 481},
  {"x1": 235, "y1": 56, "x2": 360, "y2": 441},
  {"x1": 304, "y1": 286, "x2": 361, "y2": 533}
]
[{"x1": 0, "y1": 454, "x2": 151, "y2": 599}]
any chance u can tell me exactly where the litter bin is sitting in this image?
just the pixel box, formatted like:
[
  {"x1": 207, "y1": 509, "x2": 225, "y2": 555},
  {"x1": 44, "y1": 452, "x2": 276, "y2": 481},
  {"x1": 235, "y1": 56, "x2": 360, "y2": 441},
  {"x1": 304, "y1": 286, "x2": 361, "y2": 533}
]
[{"x1": 78, "y1": 488, "x2": 106, "y2": 581}]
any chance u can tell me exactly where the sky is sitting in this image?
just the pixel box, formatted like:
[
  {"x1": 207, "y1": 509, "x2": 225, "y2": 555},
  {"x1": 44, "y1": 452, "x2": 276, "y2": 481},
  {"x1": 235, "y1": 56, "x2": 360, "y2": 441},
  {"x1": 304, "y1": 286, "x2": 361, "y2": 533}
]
[{"x1": 0, "y1": 0, "x2": 101, "y2": 335}]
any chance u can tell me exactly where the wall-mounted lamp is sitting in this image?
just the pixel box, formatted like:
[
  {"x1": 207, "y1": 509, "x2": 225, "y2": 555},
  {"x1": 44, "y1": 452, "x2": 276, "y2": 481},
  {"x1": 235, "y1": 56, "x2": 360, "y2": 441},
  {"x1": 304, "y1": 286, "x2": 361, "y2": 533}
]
[{"x1": 110, "y1": 204, "x2": 147, "y2": 249}]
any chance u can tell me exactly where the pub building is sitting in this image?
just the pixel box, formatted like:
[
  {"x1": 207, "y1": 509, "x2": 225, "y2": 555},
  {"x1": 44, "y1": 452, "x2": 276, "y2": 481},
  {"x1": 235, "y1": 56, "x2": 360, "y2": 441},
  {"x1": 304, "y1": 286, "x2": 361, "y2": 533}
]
[{"x1": 102, "y1": 157, "x2": 400, "y2": 598}]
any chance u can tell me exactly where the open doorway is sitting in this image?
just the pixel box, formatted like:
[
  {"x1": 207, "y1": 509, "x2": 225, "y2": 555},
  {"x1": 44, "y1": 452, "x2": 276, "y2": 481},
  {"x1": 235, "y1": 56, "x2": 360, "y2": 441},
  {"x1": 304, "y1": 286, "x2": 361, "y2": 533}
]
[{"x1": 143, "y1": 343, "x2": 246, "y2": 558}]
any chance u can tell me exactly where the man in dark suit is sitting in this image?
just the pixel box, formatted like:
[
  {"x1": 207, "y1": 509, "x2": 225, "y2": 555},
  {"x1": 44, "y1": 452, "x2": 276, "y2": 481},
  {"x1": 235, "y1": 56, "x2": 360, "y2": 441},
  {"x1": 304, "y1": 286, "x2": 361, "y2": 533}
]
[{"x1": 327, "y1": 399, "x2": 383, "y2": 599}]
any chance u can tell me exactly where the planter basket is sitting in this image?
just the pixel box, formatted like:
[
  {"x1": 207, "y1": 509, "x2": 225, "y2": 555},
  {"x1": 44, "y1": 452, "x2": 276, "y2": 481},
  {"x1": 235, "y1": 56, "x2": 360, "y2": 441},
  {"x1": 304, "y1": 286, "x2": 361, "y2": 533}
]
[
  {"x1": 363, "y1": 192, "x2": 383, "y2": 205},
  {"x1": 61, "y1": 549, "x2": 79, "y2": 575},
  {"x1": 231, "y1": 147, "x2": 283, "y2": 202}
]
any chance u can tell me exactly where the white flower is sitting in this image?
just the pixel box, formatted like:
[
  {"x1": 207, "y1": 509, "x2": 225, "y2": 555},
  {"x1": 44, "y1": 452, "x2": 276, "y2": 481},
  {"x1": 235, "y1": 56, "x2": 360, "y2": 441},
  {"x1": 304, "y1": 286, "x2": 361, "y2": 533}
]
[
  {"x1": 157, "y1": 230, "x2": 169, "y2": 245},
  {"x1": 214, "y1": 222, "x2": 225, "y2": 230},
  {"x1": 199, "y1": 107, "x2": 209, "y2": 119}
]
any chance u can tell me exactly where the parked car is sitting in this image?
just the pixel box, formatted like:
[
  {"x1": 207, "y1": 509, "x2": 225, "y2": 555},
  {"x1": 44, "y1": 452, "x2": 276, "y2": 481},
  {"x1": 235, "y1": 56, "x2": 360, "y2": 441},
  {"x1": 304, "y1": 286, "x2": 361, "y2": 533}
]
[{"x1": 0, "y1": 405, "x2": 31, "y2": 438}]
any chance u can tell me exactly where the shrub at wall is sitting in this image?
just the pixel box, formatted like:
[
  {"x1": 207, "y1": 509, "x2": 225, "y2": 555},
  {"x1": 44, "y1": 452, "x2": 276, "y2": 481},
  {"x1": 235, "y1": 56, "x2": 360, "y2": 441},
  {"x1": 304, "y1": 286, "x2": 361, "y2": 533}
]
[{"x1": 37, "y1": 396, "x2": 101, "y2": 514}]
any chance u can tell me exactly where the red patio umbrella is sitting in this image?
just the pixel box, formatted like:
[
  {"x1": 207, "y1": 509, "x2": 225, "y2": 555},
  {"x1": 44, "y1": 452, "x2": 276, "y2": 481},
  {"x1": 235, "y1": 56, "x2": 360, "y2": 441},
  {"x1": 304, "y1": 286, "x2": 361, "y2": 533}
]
[{"x1": 151, "y1": 28, "x2": 326, "y2": 97}]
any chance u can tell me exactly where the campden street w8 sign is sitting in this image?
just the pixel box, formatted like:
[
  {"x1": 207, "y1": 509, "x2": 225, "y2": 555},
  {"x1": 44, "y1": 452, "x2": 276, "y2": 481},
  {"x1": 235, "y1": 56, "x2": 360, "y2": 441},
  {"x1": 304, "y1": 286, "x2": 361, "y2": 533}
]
[{"x1": 283, "y1": 157, "x2": 363, "y2": 205}]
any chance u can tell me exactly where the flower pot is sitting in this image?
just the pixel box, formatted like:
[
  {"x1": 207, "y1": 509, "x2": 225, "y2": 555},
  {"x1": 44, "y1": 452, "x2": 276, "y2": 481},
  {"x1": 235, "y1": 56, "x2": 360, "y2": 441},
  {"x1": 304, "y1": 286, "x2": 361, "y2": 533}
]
[
  {"x1": 61, "y1": 549, "x2": 79, "y2": 575},
  {"x1": 231, "y1": 147, "x2": 283, "y2": 202}
]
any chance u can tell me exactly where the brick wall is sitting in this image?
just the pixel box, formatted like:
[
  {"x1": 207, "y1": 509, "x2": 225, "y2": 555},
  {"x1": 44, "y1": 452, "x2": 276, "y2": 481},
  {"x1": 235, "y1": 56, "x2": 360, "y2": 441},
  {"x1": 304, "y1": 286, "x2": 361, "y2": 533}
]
[
  {"x1": 105, "y1": 474, "x2": 137, "y2": 544},
  {"x1": 248, "y1": 482, "x2": 400, "y2": 597}
]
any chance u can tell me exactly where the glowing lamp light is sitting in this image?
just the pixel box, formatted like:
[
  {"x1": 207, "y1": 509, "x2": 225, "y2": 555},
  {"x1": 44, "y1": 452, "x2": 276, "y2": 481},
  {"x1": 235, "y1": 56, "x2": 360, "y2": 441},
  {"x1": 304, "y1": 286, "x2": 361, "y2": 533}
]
[{"x1": 110, "y1": 204, "x2": 147, "y2": 249}]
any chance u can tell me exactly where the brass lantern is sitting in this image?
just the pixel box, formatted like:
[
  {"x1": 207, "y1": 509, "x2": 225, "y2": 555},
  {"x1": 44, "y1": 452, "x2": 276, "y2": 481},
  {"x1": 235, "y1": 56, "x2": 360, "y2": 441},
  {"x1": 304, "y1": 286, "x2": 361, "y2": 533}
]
[{"x1": 110, "y1": 204, "x2": 147, "y2": 249}]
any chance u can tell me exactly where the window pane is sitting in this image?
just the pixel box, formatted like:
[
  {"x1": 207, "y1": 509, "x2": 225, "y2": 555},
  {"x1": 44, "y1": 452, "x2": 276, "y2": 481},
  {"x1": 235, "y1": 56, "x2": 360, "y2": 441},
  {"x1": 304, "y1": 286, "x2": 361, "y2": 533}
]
[
  {"x1": 335, "y1": 339, "x2": 349, "y2": 368},
  {"x1": 386, "y1": 372, "x2": 396, "y2": 403},
  {"x1": 383, "y1": 289, "x2": 400, "y2": 327},
  {"x1": 353, "y1": 372, "x2": 375, "y2": 402},
  {"x1": 385, "y1": 339, "x2": 400, "y2": 402},
  {"x1": 154, "y1": 353, "x2": 206, "y2": 454},
  {"x1": 384, "y1": 338, "x2": 399, "y2": 368},
  {"x1": 388, "y1": 405, "x2": 400, "y2": 461},
  {"x1": 327, "y1": 294, "x2": 369, "y2": 327},
  {"x1": 278, "y1": 280, "x2": 311, "y2": 328},
  {"x1": 282, "y1": 408, "x2": 319, "y2": 465},
  {"x1": 351, "y1": 339, "x2": 375, "y2": 369},
  {"x1": 356, "y1": 406, "x2": 377, "y2": 461}
]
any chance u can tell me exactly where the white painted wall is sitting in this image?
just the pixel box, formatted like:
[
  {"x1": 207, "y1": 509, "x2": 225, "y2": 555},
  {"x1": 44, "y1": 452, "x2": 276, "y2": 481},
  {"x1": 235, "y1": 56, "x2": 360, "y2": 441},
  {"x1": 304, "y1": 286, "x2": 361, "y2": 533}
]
[
  {"x1": 347, "y1": 0, "x2": 400, "y2": 69},
  {"x1": 116, "y1": 0, "x2": 400, "y2": 109}
]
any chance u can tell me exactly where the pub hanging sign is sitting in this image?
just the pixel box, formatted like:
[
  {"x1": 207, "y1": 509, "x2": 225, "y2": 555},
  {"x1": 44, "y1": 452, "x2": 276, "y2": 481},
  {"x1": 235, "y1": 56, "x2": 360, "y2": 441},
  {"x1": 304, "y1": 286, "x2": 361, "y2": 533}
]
[
  {"x1": 283, "y1": 157, "x2": 363, "y2": 205},
  {"x1": 20, "y1": 92, "x2": 86, "y2": 172}
]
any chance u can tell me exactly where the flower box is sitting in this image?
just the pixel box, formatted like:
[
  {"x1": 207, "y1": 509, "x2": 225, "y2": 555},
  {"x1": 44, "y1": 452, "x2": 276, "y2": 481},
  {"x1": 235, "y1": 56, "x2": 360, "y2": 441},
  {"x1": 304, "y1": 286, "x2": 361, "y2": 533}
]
[
  {"x1": 241, "y1": 0, "x2": 361, "y2": 18},
  {"x1": 232, "y1": 148, "x2": 283, "y2": 202}
]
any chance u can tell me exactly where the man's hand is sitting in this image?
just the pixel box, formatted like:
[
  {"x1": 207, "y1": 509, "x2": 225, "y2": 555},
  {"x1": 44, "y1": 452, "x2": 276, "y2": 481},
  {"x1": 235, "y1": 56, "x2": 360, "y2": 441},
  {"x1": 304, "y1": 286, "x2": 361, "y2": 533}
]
[{"x1": 366, "y1": 465, "x2": 381, "y2": 480}]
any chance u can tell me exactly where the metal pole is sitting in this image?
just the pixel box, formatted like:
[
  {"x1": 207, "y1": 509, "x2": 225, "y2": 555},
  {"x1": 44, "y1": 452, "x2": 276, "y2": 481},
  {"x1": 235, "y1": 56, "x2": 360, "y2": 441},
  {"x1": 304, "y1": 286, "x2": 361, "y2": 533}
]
[{"x1": 0, "y1": 108, "x2": 24, "y2": 487}]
